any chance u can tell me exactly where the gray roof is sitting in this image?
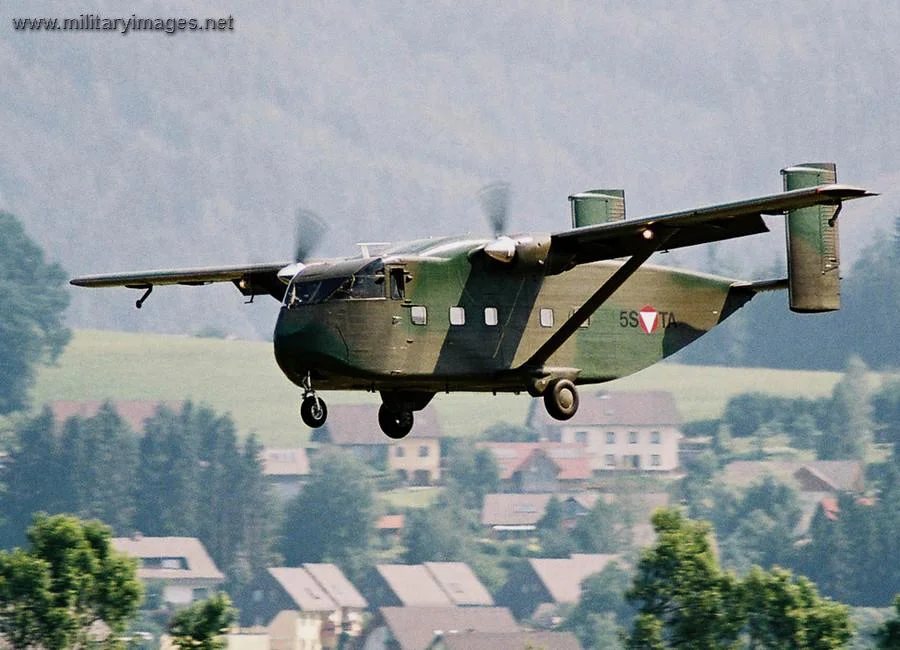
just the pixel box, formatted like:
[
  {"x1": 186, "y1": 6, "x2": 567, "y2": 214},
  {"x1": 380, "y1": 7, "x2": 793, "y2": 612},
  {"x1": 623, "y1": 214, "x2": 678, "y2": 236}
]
[
  {"x1": 424, "y1": 562, "x2": 494, "y2": 606},
  {"x1": 480, "y1": 493, "x2": 604, "y2": 528},
  {"x1": 528, "y1": 554, "x2": 621, "y2": 604},
  {"x1": 303, "y1": 563, "x2": 367, "y2": 609},
  {"x1": 380, "y1": 606, "x2": 519, "y2": 650},
  {"x1": 721, "y1": 460, "x2": 864, "y2": 492},
  {"x1": 318, "y1": 404, "x2": 441, "y2": 445},
  {"x1": 528, "y1": 390, "x2": 681, "y2": 429},
  {"x1": 267, "y1": 567, "x2": 337, "y2": 612},
  {"x1": 111, "y1": 536, "x2": 224, "y2": 582},
  {"x1": 438, "y1": 631, "x2": 583, "y2": 650},
  {"x1": 376, "y1": 564, "x2": 454, "y2": 606}
]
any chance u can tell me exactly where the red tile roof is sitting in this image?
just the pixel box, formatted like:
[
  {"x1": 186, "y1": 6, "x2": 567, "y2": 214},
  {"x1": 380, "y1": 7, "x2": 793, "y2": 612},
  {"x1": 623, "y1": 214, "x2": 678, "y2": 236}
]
[
  {"x1": 376, "y1": 514, "x2": 406, "y2": 531},
  {"x1": 477, "y1": 442, "x2": 591, "y2": 480}
]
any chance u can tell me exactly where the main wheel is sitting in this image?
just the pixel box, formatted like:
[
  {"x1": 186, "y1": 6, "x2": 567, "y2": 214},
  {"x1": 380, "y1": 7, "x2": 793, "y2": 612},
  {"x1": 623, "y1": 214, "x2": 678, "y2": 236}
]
[
  {"x1": 378, "y1": 404, "x2": 414, "y2": 439},
  {"x1": 543, "y1": 378, "x2": 579, "y2": 420},
  {"x1": 300, "y1": 395, "x2": 328, "y2": 428}
]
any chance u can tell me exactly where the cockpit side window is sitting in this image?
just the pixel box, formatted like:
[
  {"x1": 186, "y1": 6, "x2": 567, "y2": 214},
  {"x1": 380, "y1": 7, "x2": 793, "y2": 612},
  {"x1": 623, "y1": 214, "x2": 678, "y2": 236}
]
[{"x1": 389, "y1": 268, "x2": 406, "y2": 300}]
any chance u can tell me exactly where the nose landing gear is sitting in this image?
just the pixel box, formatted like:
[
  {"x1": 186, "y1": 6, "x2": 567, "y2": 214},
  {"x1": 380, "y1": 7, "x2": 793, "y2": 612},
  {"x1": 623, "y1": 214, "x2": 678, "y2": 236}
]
[{"x1": 299, "y1": 374, "x2": 328, "y2": 428}]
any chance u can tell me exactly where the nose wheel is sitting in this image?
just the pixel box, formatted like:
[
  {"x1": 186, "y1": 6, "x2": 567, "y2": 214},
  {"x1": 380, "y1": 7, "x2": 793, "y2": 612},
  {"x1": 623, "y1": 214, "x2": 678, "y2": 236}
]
[
  {"x1": 299, "y1": 374, "x2": 328, "y2": 428},
  {"x1": 543, "y1": 378, "x2": 579, "y2": 421},
  {"x1": 378, "y1": 404, "x2": 414, "y2": 439}
]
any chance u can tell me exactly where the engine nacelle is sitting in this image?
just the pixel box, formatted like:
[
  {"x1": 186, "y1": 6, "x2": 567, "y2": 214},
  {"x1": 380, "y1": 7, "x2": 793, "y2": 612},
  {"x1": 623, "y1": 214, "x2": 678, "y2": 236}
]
[
  {"x1": 482, "y1": 233, "x2": 551, "y2": 268},
  {"x1": 782, "y1": 163, "x2": 841, "y2": 313}
]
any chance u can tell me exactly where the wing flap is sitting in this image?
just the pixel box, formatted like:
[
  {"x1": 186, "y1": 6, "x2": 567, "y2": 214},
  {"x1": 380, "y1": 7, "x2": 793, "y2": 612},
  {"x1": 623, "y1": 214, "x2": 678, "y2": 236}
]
[{"x1": 549, "y1": 184, "x2": 874, "y2": 268}]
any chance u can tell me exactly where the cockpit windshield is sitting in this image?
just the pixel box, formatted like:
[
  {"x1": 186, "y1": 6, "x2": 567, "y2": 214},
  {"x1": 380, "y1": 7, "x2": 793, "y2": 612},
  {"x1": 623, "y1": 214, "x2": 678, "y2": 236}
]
[{"x1": 284, "y1": 260, "x2": 385, "y2": 307}]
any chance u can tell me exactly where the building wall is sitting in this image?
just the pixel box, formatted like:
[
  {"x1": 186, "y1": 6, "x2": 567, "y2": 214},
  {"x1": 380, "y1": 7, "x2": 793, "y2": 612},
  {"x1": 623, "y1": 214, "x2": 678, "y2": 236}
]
[
  {"x1": 268, "y1": 610, "x2": 328, "y2": 650},
  {"x1": 389, "y1": 437, "x2": 441, "y2": 484},
  {"x1": 163, "y1": 583, "x2": 208, "y2": 606},
  {"x1": 560, "y1": 425, "x2": 681, "y2": 471}
]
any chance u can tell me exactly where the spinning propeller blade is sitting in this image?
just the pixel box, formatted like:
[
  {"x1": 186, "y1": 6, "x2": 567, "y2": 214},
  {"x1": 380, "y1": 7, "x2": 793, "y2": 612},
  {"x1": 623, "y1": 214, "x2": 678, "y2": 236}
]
[{"x1": 478, "y1": 182, "x2": 511, "y2": 238}]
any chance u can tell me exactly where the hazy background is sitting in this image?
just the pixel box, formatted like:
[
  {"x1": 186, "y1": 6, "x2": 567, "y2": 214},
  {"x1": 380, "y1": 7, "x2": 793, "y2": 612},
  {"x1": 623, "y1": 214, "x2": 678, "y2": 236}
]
[{"x1": 2, "y1": 0, "x2": 897, "y2": 339}]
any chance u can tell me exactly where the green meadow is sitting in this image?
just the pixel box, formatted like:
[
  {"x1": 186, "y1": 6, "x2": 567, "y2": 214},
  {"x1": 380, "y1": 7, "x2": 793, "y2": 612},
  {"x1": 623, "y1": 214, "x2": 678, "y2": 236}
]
[{"x1": 30, "y1": 330, "x2": 846, "y2": 445}]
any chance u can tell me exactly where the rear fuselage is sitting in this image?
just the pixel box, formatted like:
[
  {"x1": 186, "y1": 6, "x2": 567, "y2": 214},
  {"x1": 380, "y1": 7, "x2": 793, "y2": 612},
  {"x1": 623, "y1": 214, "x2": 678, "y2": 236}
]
[{"x1": 273, "y1": 237, "x2": 753, "y2": 393}]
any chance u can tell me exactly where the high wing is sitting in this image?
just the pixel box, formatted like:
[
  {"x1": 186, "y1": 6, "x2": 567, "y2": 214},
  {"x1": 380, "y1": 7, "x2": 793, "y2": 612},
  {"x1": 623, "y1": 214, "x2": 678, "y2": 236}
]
[
  {"x1": 70, "y1": 262, "x2": 292, "y2": 301},
  {"x1": 548, "y1": 184, "x2": 875, "y2": 269}
]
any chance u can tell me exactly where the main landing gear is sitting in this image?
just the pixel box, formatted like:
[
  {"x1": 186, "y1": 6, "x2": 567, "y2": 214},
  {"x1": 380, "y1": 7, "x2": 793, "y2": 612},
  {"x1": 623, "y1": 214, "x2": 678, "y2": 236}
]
[
  {"x1": 299, "y1": 374, "x2": 328, "y2": 428},
  {"x1": 542, "y1": 378, "x2": 580, "y2": 421},
  {"x1": 378, "y1": 404, "x2": 414, "y2": 439}
]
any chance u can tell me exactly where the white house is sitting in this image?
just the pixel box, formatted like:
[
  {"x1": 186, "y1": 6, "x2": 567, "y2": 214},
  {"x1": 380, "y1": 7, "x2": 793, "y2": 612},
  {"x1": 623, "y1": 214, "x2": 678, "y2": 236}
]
[{"x1": 528, "y1": 390, "x2": 682, "y2": 472}]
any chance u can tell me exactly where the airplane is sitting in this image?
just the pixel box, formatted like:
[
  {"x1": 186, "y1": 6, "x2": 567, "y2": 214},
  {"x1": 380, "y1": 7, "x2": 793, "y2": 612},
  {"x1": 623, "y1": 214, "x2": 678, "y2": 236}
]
[{"x1": 71, "y1": 162, "x2": 875, "y2": 438}]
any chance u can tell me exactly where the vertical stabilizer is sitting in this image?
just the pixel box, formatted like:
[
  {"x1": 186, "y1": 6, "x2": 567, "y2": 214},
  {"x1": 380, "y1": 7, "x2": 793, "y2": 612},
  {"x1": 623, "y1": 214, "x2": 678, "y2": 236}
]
[{"x1": 782, "y1": 163, "x2": 841, "y2": 312}]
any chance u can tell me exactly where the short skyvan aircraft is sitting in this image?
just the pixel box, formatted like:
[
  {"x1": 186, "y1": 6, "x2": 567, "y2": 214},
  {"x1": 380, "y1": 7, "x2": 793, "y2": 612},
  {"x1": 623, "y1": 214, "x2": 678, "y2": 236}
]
[{"x1": 72, "y1": 163, "x2": 875, "y2": 438}]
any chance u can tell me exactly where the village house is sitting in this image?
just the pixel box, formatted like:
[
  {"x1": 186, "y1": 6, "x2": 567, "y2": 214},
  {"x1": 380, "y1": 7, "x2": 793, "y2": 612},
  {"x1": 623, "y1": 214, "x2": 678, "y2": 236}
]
[
  {"x1": 261, "y1": 447, "x2": 310, "y2": 500},
  {"x1": 721, "y1": 460, "x2": 865, "y2": 493},
  {"x1": 429, "y1": 631, "x2": 583, "y2": 650},
  {"x1": 360, "y1": 562, "x2": 493, "y2": 609},
  {"x1": 111, "y1": 535, "x2": 224, "y2": 607},
  {"x1": 480, "y1": 493, "x2": 601, "y2": 536},
  {"x1": 496, "y1": 553, "x2": 622, "y2": 620},
  {"x1": 311, "y1": 404, "x2": 441, "y2": 485},
  {"x1": 235, "y1": 564, "x2": 367, "y2": 650},
  {"x1": 527, "y1": 390, "x2": 683, "y2": 472},
  {"x1": 362, "y1": 606, "x2": 519, "y2": 650},
  {"x1": 476, "y1": 442, "x2": 592, "y2": 493}
]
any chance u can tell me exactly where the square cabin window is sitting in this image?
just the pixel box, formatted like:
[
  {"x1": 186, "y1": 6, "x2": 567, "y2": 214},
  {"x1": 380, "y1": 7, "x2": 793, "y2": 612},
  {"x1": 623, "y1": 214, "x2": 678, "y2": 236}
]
[
  {"x1": 540, "y1": 308, "x2": 554, "y2": 328},
  {"x1": 484, "y1": 307, "x2": 499, "y2": 326},
  {"x1": 449, "y1": 306, "x2": 466, "y2": 326},
  {"x1": 410, "y1": 305, "x2": 427, "y2": 326},
  {"x1": 570, "y1": 309, "x2": 590, "y2": 328}
]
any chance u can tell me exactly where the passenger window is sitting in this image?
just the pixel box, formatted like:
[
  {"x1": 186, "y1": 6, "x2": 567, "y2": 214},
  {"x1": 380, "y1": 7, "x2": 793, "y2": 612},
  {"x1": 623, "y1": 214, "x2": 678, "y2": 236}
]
[
  {"x1": 540, "y1": 308, "x2": 554, "y2": 328},
  {"x1": 449, "y1": 306, "x2": 465, "y2": 326},
  {"x1": 410, "y1": 305, "x2": 427, "y2": 326},
  {"x1": 390, "y1": 268, "x2": 406, "y2": 300},
  {"x1": 570, "y1": 309, "x2": 590, "y2": 328},
  {"x1": 484, "y1": 307, "x2": 498, "y2": 326}
]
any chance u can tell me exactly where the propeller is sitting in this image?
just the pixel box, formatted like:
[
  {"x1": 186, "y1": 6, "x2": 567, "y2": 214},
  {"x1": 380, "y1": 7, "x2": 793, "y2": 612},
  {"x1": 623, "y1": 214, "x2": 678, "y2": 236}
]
[
  {"x1": 294, "y1": 209, "x2": 327, "y2": 263},
  {"x1": 477, "y1": 182, "x2": 511, "y2": 238},
  {"x1": 278, "y1": 209, "x2": 328, "y2": 284}
]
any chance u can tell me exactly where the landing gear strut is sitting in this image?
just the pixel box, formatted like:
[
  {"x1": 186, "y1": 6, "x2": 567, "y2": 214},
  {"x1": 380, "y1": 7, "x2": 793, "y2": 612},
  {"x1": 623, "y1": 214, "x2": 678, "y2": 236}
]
[
  {"x1": 378, "y1": 404, "x2": 413, "y2": 439},
  {"x1": 543, "y1": 378, "x2": 579, "y2": 420},
  {"x1": 299, "y1": 374, "x2": 328, "y2": 428}
]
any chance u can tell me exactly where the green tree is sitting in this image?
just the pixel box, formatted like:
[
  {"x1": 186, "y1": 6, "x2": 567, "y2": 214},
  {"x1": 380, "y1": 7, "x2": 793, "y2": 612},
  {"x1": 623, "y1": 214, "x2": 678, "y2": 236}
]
[
  {"x1": 0, "y1": 212, "x2": 71, "y2": 415},
  {"x1": 168, "y1": 593, "x2": 235, "y2": 650},
  {"x1": 875, "y1": 594, "x2": 900, "y2": 649},
  {"x1": 0, "y1": 513, "x2": 142, "y2": 649},
  {"x1": 0, "y1": 408, "x2": 67, "y2": 547},
  {"x1": 281, "y1": 448, "x2": 374, "y2": 567},
  {"x1": 445, "y1": 440, "x2": 500, "y2": 509},
  {"x1": 572, "y1": 498, "x2": 629, "y2": 553},
  {"x1": 59, "y1": 403, "x2": 139, "y2": 534},
  {"x1": 566, "y1": 561, "x2": 633, "y2": 648},
  {"x1": 743, "y1": 565, "x2": 853, "y2": 649},
  {"x1": 627, "y1": 509, "x2": 745, "y2": 649},
  {"x1": 817, "y1": 356, "x2": 871, "y2": 461},
  {"x1": 402, "y1": 504, "x2": 470, "y2": 564}
]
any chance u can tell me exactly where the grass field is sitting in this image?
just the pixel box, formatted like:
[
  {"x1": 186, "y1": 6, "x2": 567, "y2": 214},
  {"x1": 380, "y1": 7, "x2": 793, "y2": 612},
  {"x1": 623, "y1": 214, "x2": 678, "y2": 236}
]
[{"x1": 30, "y1": 329, "x2": 851, "y2": 446}]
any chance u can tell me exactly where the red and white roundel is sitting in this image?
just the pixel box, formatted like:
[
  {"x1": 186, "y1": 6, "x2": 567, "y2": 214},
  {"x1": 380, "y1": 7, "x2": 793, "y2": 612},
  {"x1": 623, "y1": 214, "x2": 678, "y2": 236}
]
[{"x1": 638, "y1": 305, "x2": 660, "y2": 334}]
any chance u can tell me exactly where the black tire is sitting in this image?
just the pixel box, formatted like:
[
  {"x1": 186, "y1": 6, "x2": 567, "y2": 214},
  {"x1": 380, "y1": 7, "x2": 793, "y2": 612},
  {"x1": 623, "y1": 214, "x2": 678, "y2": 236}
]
[
  {"x1": 300, "y1": 395, "x2": 328, "y2": 428},
  {"x1": 543, "y1": 378, "x2": 579, "y2": 420},
  {"x1": 378, "y1": 404, "x2": 414, "y2": 439}
]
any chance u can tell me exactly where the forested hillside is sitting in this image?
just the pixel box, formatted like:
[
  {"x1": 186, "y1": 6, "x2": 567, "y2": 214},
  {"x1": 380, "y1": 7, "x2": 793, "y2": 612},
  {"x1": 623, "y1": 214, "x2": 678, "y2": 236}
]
[{"x1": 2, "y1": 1, "x2": 898, "y2": 350}]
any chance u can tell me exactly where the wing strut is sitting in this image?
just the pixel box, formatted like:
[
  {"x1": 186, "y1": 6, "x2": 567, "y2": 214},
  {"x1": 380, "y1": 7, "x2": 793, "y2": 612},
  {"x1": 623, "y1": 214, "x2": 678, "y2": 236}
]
[{"x1": 524, "y1": 232, "x2": 673, "y2": 369}]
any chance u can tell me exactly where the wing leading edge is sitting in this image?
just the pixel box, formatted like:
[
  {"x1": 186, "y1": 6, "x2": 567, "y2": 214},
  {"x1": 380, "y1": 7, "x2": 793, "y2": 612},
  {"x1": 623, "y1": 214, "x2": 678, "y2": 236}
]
[
  {"x1": 548, "y1": 184, "x2": 875, "y2": 269},
  {"x1": 70, "y1": 262, "x2": 291, "y2": 300}
]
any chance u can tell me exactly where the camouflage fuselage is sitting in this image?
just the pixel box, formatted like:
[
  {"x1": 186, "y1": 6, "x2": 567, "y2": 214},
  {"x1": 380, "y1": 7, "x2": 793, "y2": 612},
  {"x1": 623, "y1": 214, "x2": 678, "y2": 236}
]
[{"x1": 273, "y1": 236, "x2": 753, "y2": 394}]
